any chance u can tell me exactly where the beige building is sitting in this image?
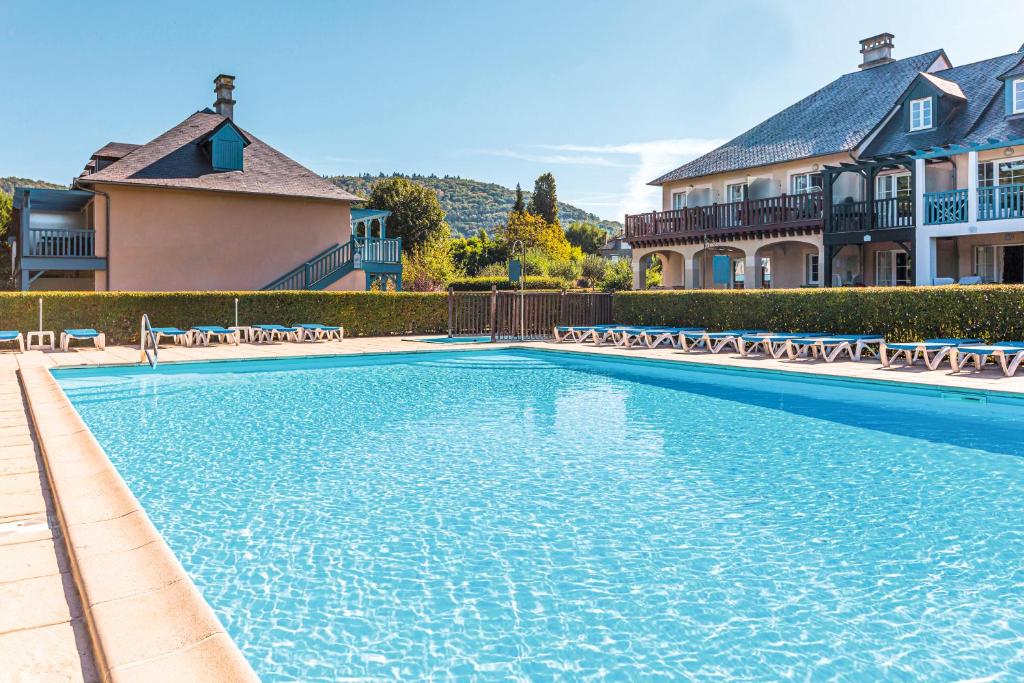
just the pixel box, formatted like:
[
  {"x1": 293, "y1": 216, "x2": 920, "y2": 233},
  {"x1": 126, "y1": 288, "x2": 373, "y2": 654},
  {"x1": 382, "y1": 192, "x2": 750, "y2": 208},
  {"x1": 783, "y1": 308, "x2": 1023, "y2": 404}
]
[
  {"x1": 625, "y1": 34, "x2": 1024, "y2": 291},
  {"x1": 12, "y1": 75, "x2": 402, "y2": 292}
]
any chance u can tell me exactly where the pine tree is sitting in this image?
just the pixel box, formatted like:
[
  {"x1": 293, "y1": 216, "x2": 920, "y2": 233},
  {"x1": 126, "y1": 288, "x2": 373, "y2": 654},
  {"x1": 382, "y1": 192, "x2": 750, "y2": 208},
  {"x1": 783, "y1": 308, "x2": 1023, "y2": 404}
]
[
  {"x1": 512, "y1": 183, "x2": 526, "y2": 214},
  {"x1": 527, "y1": 173, "x2": 558, "y2": 225}
]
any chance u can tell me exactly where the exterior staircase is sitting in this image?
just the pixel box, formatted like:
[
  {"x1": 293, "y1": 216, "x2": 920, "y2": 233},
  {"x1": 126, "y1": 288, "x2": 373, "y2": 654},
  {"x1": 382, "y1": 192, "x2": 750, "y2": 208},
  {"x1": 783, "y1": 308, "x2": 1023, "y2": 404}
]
[{"x1": 262, "y1": 237, "x2": 402, "y2": 291}]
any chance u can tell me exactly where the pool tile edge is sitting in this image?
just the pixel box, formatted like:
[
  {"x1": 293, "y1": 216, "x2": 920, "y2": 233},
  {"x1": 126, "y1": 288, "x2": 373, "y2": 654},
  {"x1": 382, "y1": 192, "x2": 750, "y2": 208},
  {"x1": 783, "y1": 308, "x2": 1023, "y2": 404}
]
[{"x1": 18, "y1": 366, "x2": 259, "y2": 683}]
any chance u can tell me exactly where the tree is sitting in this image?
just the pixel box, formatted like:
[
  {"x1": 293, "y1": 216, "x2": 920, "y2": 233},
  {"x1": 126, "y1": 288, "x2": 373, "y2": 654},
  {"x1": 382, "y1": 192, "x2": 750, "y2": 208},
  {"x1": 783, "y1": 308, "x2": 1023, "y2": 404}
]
[
  {"x1": 450, "y1": 229, "x2": 507, "y2": 276},
  {"x1": 599, "y1": 259, "x2": 633, "y2": 291},
  {"x1": 401, "y1": 233, "x2": 462, "y2": 291},
  {"x1": 0, "y1": 192, "x2": 11, "y2": 242},
  {"x1": 512, "y1": 183, "x2": 525, "y2": 214},
  {"x1": 367, "y1": 177, "x2": 450, "y2": 252},
  {"x1": 564, "y1": 222, "x2": 607, "y2": 255},
  {"x1": 495, "y1": 210, "x2": 573, "y2": 261},
  {"x1": 527, "y1": 172, "x2": 558, "y2": 225}
]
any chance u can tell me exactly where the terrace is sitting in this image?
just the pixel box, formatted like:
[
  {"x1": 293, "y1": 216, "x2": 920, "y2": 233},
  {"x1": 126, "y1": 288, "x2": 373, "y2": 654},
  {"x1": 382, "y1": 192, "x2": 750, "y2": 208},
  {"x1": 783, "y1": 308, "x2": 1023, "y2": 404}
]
[{"x1": 11, "y1": 188, "x2": 105, "y2": 290}]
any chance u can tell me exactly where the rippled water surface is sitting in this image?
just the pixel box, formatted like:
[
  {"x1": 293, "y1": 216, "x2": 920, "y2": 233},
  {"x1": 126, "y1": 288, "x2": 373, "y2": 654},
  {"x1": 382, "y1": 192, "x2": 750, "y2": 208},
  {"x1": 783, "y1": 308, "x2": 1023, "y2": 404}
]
[{"x1": 55, "y1": 350, "x2": 1024, "y2": 680}]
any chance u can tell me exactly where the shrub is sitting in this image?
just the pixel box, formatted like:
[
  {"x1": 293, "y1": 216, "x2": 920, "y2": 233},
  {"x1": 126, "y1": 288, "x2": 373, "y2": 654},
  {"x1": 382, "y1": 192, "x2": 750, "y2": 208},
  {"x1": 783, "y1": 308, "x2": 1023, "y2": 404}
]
[
  {"x1": 0, "y1": 291, "x2": 448, "y2": 344},
  {"x1": 599, "y1": 259, "x2": 633, "y2": 291},
  {"x1": 581, "y1": 254, "x2": 610, "y2": 287},
  {"x1": 612, "y1": 285, "x2": 1024, "y2": 343},
  {"x1": 447, "y1": 276, "x2": 569, "y2": 291}
]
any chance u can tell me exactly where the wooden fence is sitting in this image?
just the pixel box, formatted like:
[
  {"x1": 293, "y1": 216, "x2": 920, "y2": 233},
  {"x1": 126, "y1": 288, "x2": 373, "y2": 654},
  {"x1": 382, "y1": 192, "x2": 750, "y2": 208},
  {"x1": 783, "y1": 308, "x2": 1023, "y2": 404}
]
[{"x1": 447, "y1": 287, "x2": 613, "y2": 340}]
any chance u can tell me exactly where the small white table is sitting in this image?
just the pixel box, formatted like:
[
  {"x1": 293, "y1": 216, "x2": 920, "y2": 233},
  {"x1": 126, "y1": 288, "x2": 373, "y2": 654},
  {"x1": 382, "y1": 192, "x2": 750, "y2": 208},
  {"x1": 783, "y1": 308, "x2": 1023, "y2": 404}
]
[
  {"x1": 229, "y1": 326, "x2": 253, "y2": 343},
  {"x1": 27, "y1": 331, "x2": 55, "y2": 351}
]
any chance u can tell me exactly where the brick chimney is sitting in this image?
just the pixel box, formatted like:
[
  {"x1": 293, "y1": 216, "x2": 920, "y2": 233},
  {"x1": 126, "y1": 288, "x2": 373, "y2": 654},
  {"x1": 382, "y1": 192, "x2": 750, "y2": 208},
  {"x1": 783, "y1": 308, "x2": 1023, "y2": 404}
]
[
  {"x1": 213, "y1": 74, "x2": 236, "y2": 119},
  {"x1": 859, "y1": 33, "x2": 895, "y2": 70}
]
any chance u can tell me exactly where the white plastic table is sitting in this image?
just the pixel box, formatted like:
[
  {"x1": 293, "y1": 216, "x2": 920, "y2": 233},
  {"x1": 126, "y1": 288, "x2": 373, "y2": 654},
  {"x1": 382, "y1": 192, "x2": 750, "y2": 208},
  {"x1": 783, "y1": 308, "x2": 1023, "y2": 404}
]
[{"x1": 27, "y1": 331, "x2": 55, "y2": 350}]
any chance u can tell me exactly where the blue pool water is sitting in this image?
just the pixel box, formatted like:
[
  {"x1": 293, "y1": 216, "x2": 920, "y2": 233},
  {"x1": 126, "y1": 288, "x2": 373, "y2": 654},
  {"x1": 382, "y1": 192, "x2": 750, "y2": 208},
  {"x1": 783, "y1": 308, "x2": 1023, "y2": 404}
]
[{"x1": 55, "y1": 350, "x2": 1024, "y2": 680}]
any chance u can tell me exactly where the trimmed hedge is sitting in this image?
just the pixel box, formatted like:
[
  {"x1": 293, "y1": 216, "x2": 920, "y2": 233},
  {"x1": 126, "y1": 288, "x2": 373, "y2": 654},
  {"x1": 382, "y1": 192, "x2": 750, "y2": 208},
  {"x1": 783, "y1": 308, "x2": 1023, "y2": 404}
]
[
  {"x1": 448, "y1": 276, "x2": 568, "y2": 291},
  {"x1": 614, "y1": 286, "x2": 1024, "y2": 344},
  {"x1": 0, "y1": 291, "x2": 448, "y2": 345}
]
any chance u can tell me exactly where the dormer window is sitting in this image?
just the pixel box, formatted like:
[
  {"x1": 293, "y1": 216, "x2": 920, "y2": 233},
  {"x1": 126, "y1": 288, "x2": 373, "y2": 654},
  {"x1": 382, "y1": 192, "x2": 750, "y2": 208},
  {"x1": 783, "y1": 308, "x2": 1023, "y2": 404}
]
[
  {"x1": 200, "y1": 121, "x2": 248, "y2": 172},
  {"x1": 909, "y1": 97, "x2": 933, "y2": 131},
  {"x1": 1014, "y1": 78, "x2": 1024, "y2": 114}
]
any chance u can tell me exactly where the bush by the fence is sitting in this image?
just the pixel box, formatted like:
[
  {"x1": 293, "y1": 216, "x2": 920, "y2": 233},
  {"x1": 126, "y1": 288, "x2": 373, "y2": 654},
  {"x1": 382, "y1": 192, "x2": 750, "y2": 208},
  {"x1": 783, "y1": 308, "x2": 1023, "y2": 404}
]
[
  {"x1": 447, "y1": 276, "x2": 568, "y2": 291},
  {"x1": 0, "y1": 291, "x2": 448, "y2": 345},
  {"x1": 614, "y1": 286, "x2": 1024, "y2": 343}
]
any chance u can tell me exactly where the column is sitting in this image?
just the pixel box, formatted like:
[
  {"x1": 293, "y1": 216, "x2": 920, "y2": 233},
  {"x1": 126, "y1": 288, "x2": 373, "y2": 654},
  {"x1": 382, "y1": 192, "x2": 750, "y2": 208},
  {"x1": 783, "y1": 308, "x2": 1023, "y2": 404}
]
[
  {"x1": 683, "y1": 251, "x2": 698, "y2": 289},
  {"x1": 631, "y1": 256, "x2": 643, "y2": 290},
  {"x1": 967, "y1": 150, "x2": 979, "y2": 225},
  {"x1": 913, "y1": 157, "x2": 931, "y2": 285},
  {"x1": 744, "y1": 254, "x2": 758, "y2": 289}
]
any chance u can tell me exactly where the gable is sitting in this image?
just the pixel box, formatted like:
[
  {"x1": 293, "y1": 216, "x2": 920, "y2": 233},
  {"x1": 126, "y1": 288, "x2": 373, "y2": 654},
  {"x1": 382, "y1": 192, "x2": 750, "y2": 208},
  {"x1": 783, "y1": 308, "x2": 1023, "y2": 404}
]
[{"x1": 204, "y1": 122, "x2": 248, "y2": 172}]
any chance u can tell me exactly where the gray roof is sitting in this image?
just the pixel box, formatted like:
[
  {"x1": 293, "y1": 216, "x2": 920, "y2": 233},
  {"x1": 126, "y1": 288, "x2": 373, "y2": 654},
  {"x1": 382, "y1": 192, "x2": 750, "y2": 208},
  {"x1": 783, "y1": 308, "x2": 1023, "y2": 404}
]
[
  {"x1": 865, "y1": 52, "x2": 1024, "y2": 157},
  {"x1": 91, "y1": 142, "x2": 141, "y2": 159},
  {"x1": 651, "y1": 49, "x2": 947, "y2": 185},
  {"x1": 79, "y1": 110, "x2": 359, "y2": 202}
]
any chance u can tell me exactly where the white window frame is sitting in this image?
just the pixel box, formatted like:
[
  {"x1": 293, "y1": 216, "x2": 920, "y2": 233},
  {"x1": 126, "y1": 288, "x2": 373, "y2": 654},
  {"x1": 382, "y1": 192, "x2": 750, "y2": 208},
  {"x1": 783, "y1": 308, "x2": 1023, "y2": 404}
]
[
  {"x1": 975, "y1": 245, "x2": 998, "y2": 283},
  {"x1": 725, "y1": 182, "x2": 748, "y2": 204},
  {"x1": 670, "y1": 191, "x2": 687, "y2": 210},
  {"x1": 909, "y1": 97, "x2": 933, "y2": 131},
  {"x1": 1014, "y1": 78, "x2": 1024, "y2": 115},
  {"x1": 804, "y1": 253, "x2": 820, "y2": 286},
  {"x1": 875, "y1": 249, "x2": 911, "y2": 287},
  {"x1": 875, "y1": 172, "x2": 912, "y2": 199},
  {"x1": 978, "y1": 156, "x2": 1024, "y2": 187},
  {"x1": 790, "y1": 172, "x2": 823, "y2": 195}
]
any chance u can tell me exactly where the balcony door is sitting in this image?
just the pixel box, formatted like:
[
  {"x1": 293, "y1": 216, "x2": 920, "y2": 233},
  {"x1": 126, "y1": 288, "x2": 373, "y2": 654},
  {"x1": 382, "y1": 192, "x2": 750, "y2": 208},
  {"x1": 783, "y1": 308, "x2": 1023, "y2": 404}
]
[
  {"x1": 979, "y1": 158, "x2": 1024, "y2": 220},
  {"x1": 875, "y1": 249, "x2": 911, "y2": 286},
  {"x1": 875, "y1": 173, "x2": 912, "y2": 228}
]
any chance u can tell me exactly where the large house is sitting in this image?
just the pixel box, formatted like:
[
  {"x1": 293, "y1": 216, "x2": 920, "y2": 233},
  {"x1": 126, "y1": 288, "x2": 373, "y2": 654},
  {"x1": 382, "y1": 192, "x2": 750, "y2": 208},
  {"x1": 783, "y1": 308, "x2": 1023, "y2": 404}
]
[
  {"x1": 626, "y1": 34, "x2": 1024, "y2": 290},
  {"x1": 11, "y1": 75, "x2": 402, "y2": 292}
]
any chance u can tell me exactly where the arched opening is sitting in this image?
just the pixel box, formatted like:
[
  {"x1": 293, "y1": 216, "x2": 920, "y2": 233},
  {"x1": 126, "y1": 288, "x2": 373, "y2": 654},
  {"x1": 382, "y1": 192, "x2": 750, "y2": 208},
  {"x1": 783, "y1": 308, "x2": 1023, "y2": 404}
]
[
  {"x1": 754, "y1": 240, "x2": 822, "y2": 289},
  {"x1": 636, "y1": 250, "x2": 685, "y2": 289},
  {"x1": 692, "y1": 246, "x2": 746, "y2": 289}
]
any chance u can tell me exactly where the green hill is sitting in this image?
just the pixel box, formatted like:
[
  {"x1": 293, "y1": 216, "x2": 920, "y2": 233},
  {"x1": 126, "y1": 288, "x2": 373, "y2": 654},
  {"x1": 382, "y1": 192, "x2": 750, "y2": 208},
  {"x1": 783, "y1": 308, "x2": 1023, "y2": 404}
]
[
  {"x1": 0, "y1": 176, "x2": 66, "y2": 195},
  {"x1": 327, "y1": 173, "x2": 621, "y2": 238}
]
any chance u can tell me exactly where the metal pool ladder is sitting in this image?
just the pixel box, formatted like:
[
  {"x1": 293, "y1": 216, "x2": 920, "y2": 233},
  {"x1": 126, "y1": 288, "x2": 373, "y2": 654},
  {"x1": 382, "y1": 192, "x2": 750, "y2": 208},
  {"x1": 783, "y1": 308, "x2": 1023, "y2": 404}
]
[{"x1": 139, "y1": 314, "x2": 158, "y2": 369}]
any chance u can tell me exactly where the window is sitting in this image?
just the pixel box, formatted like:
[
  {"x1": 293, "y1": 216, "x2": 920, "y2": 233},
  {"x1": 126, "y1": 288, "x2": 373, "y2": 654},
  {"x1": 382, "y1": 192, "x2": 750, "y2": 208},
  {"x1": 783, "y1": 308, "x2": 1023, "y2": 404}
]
[
  {"x1": 671, "y1": 191, "x2": 687, "y2": 210},
  {"x1": 979, "y1": 161, "x2": 995, "y2": 187},
  {"x1": 760, "y1": 257, "x2": 772, "y2": 288},
  {"x1": 725, "y1": 182, "x2": 748, "y2": 204},
  {"x1": 978, "y1": 159, "x2": 1024, "y2": 186},
  {"x1": 909, "y1": 97, "x2": 933, "y2": 131},
  {"x1": 875, "y1": 250, "x2": 911, "y2": 286},
  {"x1": 1014, "y1": 78, "x2": 1024, "y2": 115},
  {"x1": 790, "y1": 172, "x2": 823, "y2": 194},
  {"x1": 875, "y1": 173, "x2": 912, "y2": 199},
  {"x1": 805, "y1": 253, "x2": 820, "y2": 286},
  {"x1": 732, "y1": 258, "x2": 745, "y2": 288},
  {"x1": 975, "y1": 245, "x2": 997, "y2": 283}
]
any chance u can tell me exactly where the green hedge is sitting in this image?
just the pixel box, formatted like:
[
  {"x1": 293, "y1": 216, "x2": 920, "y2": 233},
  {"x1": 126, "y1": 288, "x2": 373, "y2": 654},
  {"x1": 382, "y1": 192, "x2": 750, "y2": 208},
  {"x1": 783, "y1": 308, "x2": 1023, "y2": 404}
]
[
  {"x1": 448, "y1": 276, "x2": 568, "y2": 291},
  {"x1": 0, "y1": 291, "x2": 448, "y2": 345},
  {"x1": 614, "y1": 286, "x2": 1024, "y2": 343}
]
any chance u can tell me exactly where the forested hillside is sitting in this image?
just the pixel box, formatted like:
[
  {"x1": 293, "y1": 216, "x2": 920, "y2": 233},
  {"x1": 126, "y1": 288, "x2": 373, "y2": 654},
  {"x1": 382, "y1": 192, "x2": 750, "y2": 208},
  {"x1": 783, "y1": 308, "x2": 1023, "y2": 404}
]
[{"x1": 328, "y1": 173, "x2": 621, "y2": 237}]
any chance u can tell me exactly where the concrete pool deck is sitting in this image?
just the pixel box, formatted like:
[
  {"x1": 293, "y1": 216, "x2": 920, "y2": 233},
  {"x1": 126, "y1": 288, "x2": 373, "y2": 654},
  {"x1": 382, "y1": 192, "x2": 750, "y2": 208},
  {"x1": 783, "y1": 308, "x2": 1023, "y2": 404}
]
[{"x1": 4, "y1": 334, "x2": 1024, "y2": 680}]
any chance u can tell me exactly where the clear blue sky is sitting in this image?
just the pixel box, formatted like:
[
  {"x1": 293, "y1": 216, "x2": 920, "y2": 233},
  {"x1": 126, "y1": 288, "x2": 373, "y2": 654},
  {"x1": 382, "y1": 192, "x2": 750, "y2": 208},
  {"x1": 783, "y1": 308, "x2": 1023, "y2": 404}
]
[{"x1": 2, "y1": 0, "x2": 1022, "y2": 221}]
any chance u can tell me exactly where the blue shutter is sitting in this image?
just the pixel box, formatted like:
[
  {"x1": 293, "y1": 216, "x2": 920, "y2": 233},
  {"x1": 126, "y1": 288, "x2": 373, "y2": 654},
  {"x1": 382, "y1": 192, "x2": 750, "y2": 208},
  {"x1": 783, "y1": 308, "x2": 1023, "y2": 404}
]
[
  {"x1": 1008, "y1": 80, "x2": 1015, "y2": 117},
  {"x1": 712, "y1": 255, "x2": 731, "y2": 285},
  {"x1": 212, "y1": 139, "x2": 243, "y2": 171}
]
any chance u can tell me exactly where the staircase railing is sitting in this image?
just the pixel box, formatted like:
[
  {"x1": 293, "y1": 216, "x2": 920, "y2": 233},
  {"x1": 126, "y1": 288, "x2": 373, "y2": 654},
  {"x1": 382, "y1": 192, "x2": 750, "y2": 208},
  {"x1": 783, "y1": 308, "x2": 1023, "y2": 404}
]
[
  {"x1": 139, "y1": 313, "x2": 158, "y2": 368},
  {"x1": 263, "y1": 237, "x2": 403, "y2": 291}
]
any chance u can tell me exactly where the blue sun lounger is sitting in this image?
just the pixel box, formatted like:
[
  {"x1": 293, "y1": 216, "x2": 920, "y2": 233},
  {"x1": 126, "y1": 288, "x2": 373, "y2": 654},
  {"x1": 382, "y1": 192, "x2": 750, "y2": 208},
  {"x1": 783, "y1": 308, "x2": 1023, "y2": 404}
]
[
  {"x1": 151, "y1": 327, "x2": 192, "y2": 347},
  {"x1": 294, "y1": 323, "x2": 343, "y2": 342},
  {"x1": 680, "y1": 330, "x2": 765, "y2": 354},
  {"x1": 60, "y1": 328, "x2": 105, "y2": 351},
  {"x1": 190, "y1": 325, "x2": 240, "y2": 346},
  {"x1": 636, "y1": 327, "x2": 704, "y2": 349},
  {"x1": 738, "y1": 333, "x2": 829, "y2": 358},
  {"x1": 0, "y1": 331, "x2": 25, "y2": 352},
  {"x1": 880, "y1": 338, "x2": 982, "y2": 370},
  {"x1": 950, "y1": 341, "x2": 1024, "y2": 375},
  {"x1": 553, "y1": 324, "x2": 616, "y2": 343},
  {"x1": 252, "y1": 324, "x2": 300, "y2": 343},
  {"x1": 785, "y1": 334, "x2": 885, "y2": 362},
  {"x1": 611, "y1": 326, "x2": 699, "y2": 349}
]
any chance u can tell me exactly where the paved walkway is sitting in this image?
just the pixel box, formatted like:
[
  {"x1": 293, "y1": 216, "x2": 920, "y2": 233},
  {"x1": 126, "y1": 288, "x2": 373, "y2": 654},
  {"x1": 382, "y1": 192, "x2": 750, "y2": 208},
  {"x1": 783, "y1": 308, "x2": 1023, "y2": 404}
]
[{"x1": 2, "y1": 333, "x2": 1023, "y2": 679}]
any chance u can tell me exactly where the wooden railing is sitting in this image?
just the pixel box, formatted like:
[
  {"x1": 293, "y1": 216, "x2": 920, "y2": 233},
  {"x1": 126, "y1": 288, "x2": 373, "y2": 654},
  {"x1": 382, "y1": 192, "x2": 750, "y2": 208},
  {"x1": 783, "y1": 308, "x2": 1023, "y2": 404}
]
[
  {"x1": 24, "y1": 228, "x2": 96, "y2": 257},
  {"x1": 356, "y1": 237, "x2": 402, "y2": 264},
  {"x1": 924, "y1": 189, "x2": 968, "y2": 225},
  {"x1": 625, "y1": 191, "x2": 822, "y2": 240},
  {"x1": 264, "y1": 237, "x2": 403, "y2": 291},
  {"x1": 978, "y1": 184, "x2": 1024, "y2": 221},
  {"x1": 829, "y1": 197, "x2": 914, "y2": 233}
]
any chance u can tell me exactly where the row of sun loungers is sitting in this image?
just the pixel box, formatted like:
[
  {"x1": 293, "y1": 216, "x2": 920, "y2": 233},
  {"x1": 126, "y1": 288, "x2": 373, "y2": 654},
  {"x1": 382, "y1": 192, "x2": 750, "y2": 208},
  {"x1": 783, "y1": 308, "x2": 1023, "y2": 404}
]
[
  {"x1": 553, "y1": 325, "x2": 1024, "y2": 377},
  {"x1": 0, "y1": 322, "x2": 343, "y2": 353}
]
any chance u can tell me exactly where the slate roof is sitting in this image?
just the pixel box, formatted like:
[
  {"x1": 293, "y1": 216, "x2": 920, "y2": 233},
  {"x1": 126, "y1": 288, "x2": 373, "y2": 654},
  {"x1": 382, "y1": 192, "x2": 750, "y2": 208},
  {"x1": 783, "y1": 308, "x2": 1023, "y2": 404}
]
[
  {"x1": 864, "y1": 51, "x2": 1024, "y2": 157},
  {"x1": 650, "y1": 49, "x2": 947, "y2": 185},
  {"x1": 91, "y1": 142, "x2": 141, "y2": 159},
  {"x1": 78, "y1": 110, "x2": 359, "y2": 202},
  {"x1": 919, "y1": 72, "x2": 965, "y2": 100}
]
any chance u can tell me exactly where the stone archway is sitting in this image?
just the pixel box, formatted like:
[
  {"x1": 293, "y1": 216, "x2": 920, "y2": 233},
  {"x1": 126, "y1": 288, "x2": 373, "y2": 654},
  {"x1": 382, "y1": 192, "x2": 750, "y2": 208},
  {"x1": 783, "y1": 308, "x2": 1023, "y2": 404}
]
[
  {"x1": 692, "y1": 246, "x2": 746, "y2": 289},
  {"x1": 631, "y1": 247, "x2": 688, "y2": 290},
  {"x1": 753, "y1": 240, "x2": 822, "y2": 289}
]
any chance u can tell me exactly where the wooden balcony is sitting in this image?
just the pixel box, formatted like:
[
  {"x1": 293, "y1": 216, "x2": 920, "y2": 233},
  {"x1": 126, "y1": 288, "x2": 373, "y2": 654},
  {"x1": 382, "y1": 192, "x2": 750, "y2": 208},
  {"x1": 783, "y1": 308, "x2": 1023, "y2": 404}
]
[
  {"x1": 624, "y1": 192, "x2": 823, "y2": 245},
  {"x1": 828, "y1": 197, "x2": 914, "y2": 233}
]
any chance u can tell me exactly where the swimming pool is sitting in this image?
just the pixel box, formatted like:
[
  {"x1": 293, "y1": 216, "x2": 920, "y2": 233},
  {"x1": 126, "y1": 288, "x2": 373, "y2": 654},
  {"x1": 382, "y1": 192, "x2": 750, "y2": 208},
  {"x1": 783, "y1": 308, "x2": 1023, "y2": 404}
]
[{"x1": 54, "y1": 349, "x2": 1024, "y2": 680}]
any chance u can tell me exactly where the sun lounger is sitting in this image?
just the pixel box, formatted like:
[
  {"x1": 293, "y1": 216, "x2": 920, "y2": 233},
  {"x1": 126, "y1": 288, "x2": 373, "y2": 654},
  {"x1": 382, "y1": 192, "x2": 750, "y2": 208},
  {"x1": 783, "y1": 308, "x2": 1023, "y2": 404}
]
[
  {"x1": 252, "y1": 324, "x2": 300, "y2": 343},
  {"x1": 680, "y1": 330, "x2": 765, "y2": 354},
  {"x1": 880, "y1": 338, "x2": 982, "y2": 370},
  {"x1": 738, "y1": 333, "x2": 828, "y2": 358},
  {"x1": 60, "y1": 328, "x2": 105, "y2": 351},
  {"x1": 636, "y1": 327, "x2": 704, "y2": 349},
  {"x1": 191, "y1": 325, "x2": 240, "y2": 346},
  {"x1": 294, "y1": 323, "x2": 343, "y2": 342},
  {"x1": 0, "y1": 331, "x2": 25, "y2": 352},
  {"x1": 785, "y1": 334, "x2": 884, "y2": 362},
  {"x1": 950, "y1": 341, "x2": 1024, "y2": 375},
  {"x1": 833, "y1": 334, "x2": 886, "y2": 360},
  {"x1": 151, "y1": 327, "x2": 192, "y2": 347},
  {"x1": 554, "y1": 324, "x2": 617, "y2": 343}
]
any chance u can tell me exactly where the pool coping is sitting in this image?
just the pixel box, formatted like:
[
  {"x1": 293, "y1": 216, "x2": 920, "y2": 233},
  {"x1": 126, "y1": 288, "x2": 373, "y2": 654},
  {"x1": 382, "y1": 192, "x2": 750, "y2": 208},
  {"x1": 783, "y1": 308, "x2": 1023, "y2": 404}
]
[{"x1": 18, "y1": 366, "x2": 259, "y2": 682}]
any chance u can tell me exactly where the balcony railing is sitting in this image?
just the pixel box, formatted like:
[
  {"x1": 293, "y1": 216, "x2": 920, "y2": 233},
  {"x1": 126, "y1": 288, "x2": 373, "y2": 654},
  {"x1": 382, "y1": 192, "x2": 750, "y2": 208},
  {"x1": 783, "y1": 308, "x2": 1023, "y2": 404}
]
[
  {"x1": 625, "y1": 191, "x2": 822, "y2": 240},
  {"x1": 829, "y1": 197, "x2": 914, "y2": 233},
  {"x1": 978, "y1": 184, "x2": 1024, "y2": 221},
  {"x1": 924, "y1": 189, "x2": 968, "y2": 225},
  {"x1": 23, "y1": 228, "x2": 96, "y2": 257}
]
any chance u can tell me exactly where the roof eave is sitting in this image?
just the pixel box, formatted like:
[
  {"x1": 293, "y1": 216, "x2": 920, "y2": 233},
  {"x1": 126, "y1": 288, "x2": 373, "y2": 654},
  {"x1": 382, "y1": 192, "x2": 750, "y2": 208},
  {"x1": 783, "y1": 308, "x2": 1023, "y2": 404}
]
[{"x1": 76, "y1": 177, "x2": 359, "y2": 203}]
